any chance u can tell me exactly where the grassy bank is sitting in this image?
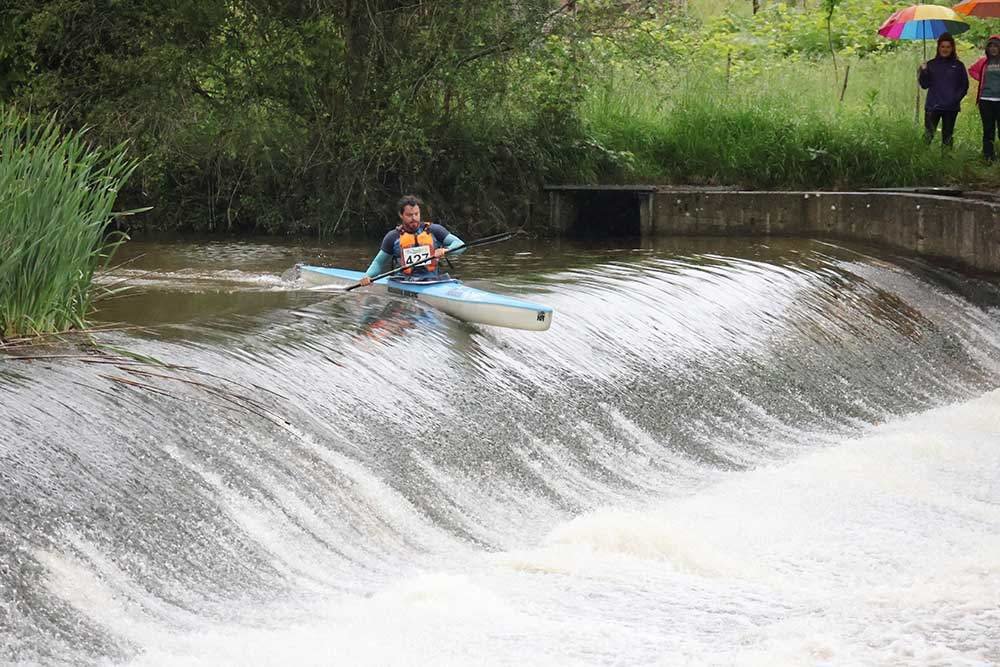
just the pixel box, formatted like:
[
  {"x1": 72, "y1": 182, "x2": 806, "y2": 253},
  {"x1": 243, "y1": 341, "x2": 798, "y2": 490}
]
[
  {"x1": 582, "y1": 48, "x2": 993, "y2": 189},
  {"x1": 0, "y1": 108, "x2": 139, "y2": 340}
]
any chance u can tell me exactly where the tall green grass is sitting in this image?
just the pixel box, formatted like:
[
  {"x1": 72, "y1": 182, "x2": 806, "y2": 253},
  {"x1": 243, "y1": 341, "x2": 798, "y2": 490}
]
[
  {"x1": 0, "y1": 108, "x2": 141, "y2": 340},
  {"x1": 582, "y1": 49, "x2": 992, "y2": 189}
]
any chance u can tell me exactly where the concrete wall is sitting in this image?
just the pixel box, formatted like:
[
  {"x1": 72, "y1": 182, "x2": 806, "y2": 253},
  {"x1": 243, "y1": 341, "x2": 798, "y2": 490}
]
[
  {"x1": 651, "y1": 190, "x2": 1000, "y2": 273},
  {"x1": 545, "y1": 189, "x2": 1000, "y2": 274}
]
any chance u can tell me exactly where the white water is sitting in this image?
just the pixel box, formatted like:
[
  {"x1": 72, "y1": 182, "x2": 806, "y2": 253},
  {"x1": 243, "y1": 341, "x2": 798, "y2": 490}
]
[
  {"x1": 5, "y1": 238, "x2": 1000, "y2": 665},
  {"x1": 32, "y1": 391, "x2": 997, "y2": 666}
]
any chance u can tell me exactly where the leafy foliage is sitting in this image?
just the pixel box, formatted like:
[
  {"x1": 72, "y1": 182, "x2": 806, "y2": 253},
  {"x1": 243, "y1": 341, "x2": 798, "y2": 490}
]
[
  {"x1": 2, "y1": 0, "x2": 998, "y2": 236},
  {"x1": 2, "y1": 0, "x2": 657, "y2": 234}
]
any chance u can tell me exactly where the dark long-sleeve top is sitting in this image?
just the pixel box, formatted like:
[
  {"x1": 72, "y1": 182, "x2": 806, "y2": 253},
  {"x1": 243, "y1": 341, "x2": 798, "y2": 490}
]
[{"x1": 919, "y1": 56, "x2": 969, "y2": 112}]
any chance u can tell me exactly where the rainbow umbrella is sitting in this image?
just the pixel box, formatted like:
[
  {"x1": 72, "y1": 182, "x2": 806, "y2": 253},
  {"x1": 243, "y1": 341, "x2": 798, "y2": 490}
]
[
  {"x1": 954, "y1": 0, "x2": 1000, "y2": 18},
  {"x1": 879, "y1": 5, "x2": 970, "y2": 123},
  {"x1": 879, "y1": 4, "x2": 969, "y2": 44}
]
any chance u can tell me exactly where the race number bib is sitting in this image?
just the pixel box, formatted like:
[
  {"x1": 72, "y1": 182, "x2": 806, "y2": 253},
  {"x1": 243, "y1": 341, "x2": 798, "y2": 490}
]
[{"x1": 402, "y1": 245, "x2": 432, "y2": 267}]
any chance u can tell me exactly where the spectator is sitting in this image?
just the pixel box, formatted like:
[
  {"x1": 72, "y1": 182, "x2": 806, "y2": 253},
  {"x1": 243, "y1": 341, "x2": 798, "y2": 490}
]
[
  {"x1": 919, "y1": 32, "x2": 968, "y2": 149},
  {"x1": 968, "y1": 35, "x2": 1000, "y2": 161}
]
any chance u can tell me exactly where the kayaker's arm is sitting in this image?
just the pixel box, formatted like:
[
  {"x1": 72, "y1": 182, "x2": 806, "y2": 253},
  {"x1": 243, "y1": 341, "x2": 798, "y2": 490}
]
[
  {"x1": 359, "y1": 230, "x2": 403, "y2": 287},
  {"x1": 443, "y1": 233, "x2": 465, "y2": 257},
  {"x1": 364, "y1": 250, "x2": 393, "y2": 279}
]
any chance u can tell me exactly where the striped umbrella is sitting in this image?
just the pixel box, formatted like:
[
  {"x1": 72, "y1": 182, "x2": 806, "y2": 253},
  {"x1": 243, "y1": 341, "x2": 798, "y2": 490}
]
[
  {"x1": 954, "y1": 0, "x2": 1000, "y2": 17},
  {"x1": 879, "y1": 5, "x2": 970, "y2": 123},
  {"x1": 878, "y1": 4, "x2": 970, "y2": 41}
]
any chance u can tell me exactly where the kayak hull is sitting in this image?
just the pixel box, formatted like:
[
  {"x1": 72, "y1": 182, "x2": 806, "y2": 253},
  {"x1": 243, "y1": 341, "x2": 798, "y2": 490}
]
[{"x1": 299, "y1": 265, "x2": 553, "y2": 331}]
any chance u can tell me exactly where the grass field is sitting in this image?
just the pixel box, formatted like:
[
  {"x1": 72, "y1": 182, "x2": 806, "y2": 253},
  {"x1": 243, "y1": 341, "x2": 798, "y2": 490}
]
[{"x1": 579, "y1": 3, "x2": 996, "y2": 189}]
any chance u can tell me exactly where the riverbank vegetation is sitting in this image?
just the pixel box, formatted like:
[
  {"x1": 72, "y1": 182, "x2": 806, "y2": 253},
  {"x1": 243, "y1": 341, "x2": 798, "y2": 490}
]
[
  {"x1": 584, "y1": 0, "x2": 997, "y2": 188},
  {"x1": 2, "y1": 0, "x2": 997, "y2": 234},
  {"x1": 585, "y1": 50, "x2": 989, "y2": 189},
  {"x1": 0, "y1": 108, "x2": 139, "y2": 340}
]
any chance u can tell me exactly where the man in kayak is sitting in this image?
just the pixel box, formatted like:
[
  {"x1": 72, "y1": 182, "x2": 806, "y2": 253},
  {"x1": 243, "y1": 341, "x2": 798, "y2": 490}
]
[{"x1": 358, "y1": 195, "x2": 465, "y2": 286}]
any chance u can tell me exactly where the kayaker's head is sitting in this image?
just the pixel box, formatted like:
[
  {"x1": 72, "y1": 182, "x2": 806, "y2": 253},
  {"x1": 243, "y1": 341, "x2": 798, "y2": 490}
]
[
  {"x1": 936, "y1": 33, "x2": 956, "y2": 60},
  {"x1": 398, "y1": 194, "x2": 423, "y2": 234},
  {"x1": 986, "y1": 35, "x2": 1000, "y2": 59}
]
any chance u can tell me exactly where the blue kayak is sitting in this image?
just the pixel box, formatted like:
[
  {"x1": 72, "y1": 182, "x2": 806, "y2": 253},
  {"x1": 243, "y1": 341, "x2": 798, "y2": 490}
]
[{"x1": 299, "y1": 266, "x2": 553, "y2": 331}]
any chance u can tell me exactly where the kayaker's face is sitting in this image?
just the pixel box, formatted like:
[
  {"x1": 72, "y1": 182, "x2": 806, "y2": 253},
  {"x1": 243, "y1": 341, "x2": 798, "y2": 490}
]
[{"x1": 399, "y1": 205, "x2": 421, "y2": 232}]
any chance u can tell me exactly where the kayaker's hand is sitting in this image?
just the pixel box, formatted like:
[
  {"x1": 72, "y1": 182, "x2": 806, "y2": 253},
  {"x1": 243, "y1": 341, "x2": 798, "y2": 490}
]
[
  {"x1": 434, "y1": 248, "x2": 447, "y2": 259},
  {"x1": 359, "y1": 275, "x2": 372, "y2": 287}
]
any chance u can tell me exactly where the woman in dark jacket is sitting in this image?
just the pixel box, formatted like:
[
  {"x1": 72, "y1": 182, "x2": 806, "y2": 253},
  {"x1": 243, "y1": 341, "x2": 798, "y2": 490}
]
[{"x1": 919, "y1": 33, "x2": 969, "y2": 148}]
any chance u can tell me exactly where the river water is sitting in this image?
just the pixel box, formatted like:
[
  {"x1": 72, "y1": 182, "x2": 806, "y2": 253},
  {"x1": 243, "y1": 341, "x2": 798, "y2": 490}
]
[{"x1": 2, "y1": 236, "x2": 1000, "y2": 666}]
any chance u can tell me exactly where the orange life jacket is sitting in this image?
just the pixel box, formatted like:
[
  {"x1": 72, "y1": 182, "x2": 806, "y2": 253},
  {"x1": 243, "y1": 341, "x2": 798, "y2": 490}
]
[{"x1": 398, "y1": 223, "x2": 438, "y2": 274}]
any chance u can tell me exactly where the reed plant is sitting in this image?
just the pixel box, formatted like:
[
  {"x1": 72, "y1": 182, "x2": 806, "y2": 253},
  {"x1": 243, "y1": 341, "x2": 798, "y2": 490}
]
[{"x1": 0, "y1": 107, "x2": 141, "y2": 340}]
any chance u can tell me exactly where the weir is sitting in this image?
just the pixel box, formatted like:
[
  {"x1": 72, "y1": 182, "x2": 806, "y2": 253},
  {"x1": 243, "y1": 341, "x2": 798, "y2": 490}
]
[
  {"x1": 545, "y1": 186, "x2": 1000, "y2": 273},
  {"x1": 5, "y1": 237, "x2": 1000, "y2": 664}
]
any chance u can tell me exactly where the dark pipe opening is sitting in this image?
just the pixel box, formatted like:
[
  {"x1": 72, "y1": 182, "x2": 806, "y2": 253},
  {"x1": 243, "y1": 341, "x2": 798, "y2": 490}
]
[{"x1": 572, "y1": 191, "x2": 642, "y2": 237}]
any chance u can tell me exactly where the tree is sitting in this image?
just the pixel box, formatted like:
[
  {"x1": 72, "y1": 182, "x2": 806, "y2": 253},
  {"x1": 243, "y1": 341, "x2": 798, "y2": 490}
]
[
  {"x1": 823, "y1": 0, "x2": 842, "y2": 76},
  {"x1": 2, "y1": 0, "x2": 662, "y2": 233}
]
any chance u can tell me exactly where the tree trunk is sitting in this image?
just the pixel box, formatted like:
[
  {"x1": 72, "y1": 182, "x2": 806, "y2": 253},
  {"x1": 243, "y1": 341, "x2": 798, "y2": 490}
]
[{"x1": 343, "y1": 0, "x2": 373, "y2": 105}]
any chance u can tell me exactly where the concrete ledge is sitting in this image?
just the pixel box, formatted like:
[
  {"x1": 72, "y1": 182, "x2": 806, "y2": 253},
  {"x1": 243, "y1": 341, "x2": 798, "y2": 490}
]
[
  {"x1": 543, "y1": 184, "x2": 660, "y2": 192},
  {"x1": 544, "y1": 185, "x2": 1000, "y2": 272},
  {"x1": 650, "y1": 189, "x2": 1000, "y2": 274}
]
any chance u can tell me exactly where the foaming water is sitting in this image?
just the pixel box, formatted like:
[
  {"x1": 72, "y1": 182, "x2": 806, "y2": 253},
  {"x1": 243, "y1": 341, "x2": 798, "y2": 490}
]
[
  {"x1": 2, "y1": 236, "x2": 999, "y2": 665},
  {"x1": 127, "y1": 392, "x2": 1000, "y2": 666}
]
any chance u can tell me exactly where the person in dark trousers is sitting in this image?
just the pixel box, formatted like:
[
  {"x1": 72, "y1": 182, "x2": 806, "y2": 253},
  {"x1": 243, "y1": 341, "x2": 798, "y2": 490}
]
[
  {"x1": 918, "y1": 33, "x2": 968, "y2": 149},
  {"x1": 969, "y1": 35, "x2": 1000, "y2": 161}
]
